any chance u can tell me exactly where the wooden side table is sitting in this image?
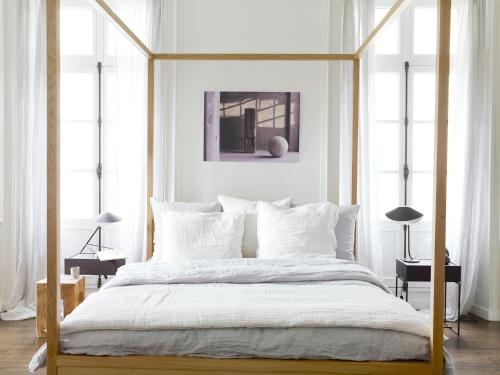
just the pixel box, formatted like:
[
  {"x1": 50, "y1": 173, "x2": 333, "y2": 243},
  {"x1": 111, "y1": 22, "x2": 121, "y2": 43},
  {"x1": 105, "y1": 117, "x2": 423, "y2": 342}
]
[
  {"x1": 36, "y1": 275, "x2": 85, "y2": 338},
  {"x1": 395, "y1": 258, "x2": 462, "y2": 335},
  {"x1": 64, "y1": 254, "x2": 125, "y2": 288}
]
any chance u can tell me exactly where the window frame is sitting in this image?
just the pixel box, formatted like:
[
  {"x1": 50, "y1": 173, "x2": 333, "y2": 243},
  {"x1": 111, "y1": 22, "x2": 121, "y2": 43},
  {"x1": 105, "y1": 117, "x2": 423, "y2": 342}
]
[
  {"x1": 375, "y1": 0, "x2": 459, "y2": 259},
  {"x1": 60, "y1": 0, "x2": 116, "y2": 225}
]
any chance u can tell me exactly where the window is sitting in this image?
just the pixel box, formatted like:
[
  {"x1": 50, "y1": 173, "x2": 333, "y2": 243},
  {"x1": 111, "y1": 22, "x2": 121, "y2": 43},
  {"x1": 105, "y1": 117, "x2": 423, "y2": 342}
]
[
  {"x1": 374, "y1": 0, "x2": 459, "y2": 256},
  {"x1": 219, "y1": 97, "x2": 287, "y2": 129},
  {"x1": 60, "y1": 0, "x2": 116, "y2": 220}
]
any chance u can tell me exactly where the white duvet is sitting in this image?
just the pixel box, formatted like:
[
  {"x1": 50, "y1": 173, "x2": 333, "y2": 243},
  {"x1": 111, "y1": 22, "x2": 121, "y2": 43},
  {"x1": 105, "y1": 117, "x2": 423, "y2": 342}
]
[{"x1": 61, "y1": 258, "x2": 430, "y2": 338}]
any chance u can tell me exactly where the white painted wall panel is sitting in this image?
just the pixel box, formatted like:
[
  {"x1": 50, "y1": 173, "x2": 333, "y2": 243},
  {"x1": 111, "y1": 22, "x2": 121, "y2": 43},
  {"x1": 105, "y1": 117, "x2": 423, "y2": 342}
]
[{"x1": 179, "y1": 0, "x2": 331, "y2": 53}]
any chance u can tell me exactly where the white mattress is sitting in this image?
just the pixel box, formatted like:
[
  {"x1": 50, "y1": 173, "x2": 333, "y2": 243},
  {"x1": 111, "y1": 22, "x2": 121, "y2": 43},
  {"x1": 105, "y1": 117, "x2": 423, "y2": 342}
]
[{"x1": 60, "y1": 327, "x2": 430, "y2": 361}]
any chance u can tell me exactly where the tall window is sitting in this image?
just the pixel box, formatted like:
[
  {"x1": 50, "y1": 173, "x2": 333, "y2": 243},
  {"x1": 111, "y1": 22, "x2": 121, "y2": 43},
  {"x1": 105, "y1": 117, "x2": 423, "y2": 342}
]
[
  {"x1": 60, "y1": 0, "x2": 116, "y2": 221},
  {"x1": 374, "y1": 0, "x2": 459, "y2": 258}
]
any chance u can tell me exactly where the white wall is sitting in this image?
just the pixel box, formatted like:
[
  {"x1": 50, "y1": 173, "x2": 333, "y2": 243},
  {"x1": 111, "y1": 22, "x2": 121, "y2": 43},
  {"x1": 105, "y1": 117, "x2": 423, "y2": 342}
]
[{"x1": 161, "y1": 0, "x2": 343, "y2": 205}]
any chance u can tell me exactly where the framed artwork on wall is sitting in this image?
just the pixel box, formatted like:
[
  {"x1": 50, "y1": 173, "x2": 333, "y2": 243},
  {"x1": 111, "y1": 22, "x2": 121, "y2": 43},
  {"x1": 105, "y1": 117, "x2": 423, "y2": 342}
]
[{"x1": 204, "y1": 91, "x2": 300, "y2": 163}]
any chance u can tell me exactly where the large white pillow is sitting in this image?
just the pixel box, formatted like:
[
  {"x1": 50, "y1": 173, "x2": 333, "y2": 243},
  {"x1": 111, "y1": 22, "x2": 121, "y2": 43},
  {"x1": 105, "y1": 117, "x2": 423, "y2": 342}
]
[
  {"x1": 335, "y1": 205, "x2": 360, "y2": 261},
  {"x1": 217, "y1": 195, "x2": 293, "y2": 257},
  {"x1": 158, "y1": 211, "x2": 245, "y2": 262},
  {"x1": 150, "y1": 198, "x2": 222, "y2": 260},
  {"x1": 257, "y1": 202, "x2": 339, "y2": 259}
]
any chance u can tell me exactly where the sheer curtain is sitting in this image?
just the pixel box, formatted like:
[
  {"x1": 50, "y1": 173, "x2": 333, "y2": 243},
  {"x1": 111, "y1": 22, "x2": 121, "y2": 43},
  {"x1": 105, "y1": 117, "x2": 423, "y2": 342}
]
[
  {"x1": 104, "y1": 1, "x2": 148, "y2": 262},
  {"x1": 0, "y1": 0, "x2": 47, "y2": 320},
  {"x1": 340, "y1": 0, "x2": 382, "y2": 277},
  {"x1": 149, "y1": 0, "x2": 176, "y2": 202},
  {"x1": 446, "y1": 0, "x2": 493, "y2": 317}
]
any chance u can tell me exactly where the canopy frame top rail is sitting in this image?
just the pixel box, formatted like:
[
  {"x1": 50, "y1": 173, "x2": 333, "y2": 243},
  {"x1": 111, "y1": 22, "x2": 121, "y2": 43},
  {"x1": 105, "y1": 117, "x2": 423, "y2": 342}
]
[
  {"x1": 45, "y1": 0, "x2": 451, "y2": 374},
  {"x1": 90, "y1": 0, "x2": 412, "y2": 61}
]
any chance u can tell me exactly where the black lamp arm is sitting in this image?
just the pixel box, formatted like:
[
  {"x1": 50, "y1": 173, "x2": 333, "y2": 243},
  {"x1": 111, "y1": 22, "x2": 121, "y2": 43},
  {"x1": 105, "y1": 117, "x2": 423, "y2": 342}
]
[{"x1": 79, "y1": 226, "x2": 101, "y2": 254}]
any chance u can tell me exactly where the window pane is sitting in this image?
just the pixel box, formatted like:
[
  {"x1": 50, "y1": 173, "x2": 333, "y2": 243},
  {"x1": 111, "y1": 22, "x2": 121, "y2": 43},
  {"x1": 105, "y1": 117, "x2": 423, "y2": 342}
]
[
  {"x1": 413, "y1": 7, "x2": 437, "y2": 55},
  {"x1": 62, "y1": 122, "x2": 94, "y2": 170},
  {"x1": 104, "y1": 73, "x2": 117, "y2": 122},
  {"x1": 103, "y1": 121, "x2": 117, "y2": 169},
  {"x1": 61, "y1": 72, "x2": 94, "y2": 121},
  {"x1": 450, "y1": 8, "x2": 459, "y2": 55},
  {"x1": 378, "y1": 172, "x2": 399, "y2": 220},
  {"x1": 103, "y1": 171, "x2": 118, "y2": 213},
  {"x1": 412, "y1": 122, "x2": 434, "y2": 171},
  {"x1": 106, "y1": 22, "x2": 117, "y2": 56},
  {"x1": 413, "y1": 6, "x2": 459, "y2": 55},
  {"x1": 375, "y1": 8, "x2": 400, "y2": 55},
  {"x1": 412, "y1": 172, "x2": 433, "y2": 221},
  {"x1": 413, "y1": 72, "x2": 435, "y2": 121},
  {"x1": 375, "y1": 73, "x2": 400, "y2": 121},
  {"x1": 60, "y1": 9, "x2": 94, "y2": 56},
  {"x1": 62, "y1": 171, "x2": 94, "y2": 219},
  {"x1": 376, "y1": 122, "x2": 400, "y2": 171}
]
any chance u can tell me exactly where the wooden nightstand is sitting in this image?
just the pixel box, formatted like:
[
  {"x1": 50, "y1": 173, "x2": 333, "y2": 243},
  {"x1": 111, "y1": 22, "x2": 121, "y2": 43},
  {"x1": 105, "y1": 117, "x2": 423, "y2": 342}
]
[
  {"x1": 395, "y1": 258, "x2": 462, "y2": 335},
  {"x1": 36, "y1": 275, "x2": 85, "y2": 338}
]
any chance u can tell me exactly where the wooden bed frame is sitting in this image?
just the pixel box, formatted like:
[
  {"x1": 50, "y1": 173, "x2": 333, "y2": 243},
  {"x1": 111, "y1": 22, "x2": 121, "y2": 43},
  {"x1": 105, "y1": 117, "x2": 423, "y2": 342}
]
[{"x1": 45, "y1": 0, "x2": 451, "y2": 373}]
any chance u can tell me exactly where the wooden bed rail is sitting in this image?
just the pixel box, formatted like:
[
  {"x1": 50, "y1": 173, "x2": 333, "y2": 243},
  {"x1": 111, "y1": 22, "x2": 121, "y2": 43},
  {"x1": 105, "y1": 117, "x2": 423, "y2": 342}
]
[
  {"x1": 56, "y1": 354, "x2": 433, "y2": 375},
  {"x1": 46, "y1": 0, "x2": 451, "y2": 374}
]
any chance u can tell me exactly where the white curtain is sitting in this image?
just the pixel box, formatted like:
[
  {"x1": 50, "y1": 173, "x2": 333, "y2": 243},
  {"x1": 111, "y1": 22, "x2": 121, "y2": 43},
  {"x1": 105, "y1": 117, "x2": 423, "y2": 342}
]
[
  {"x1": 340, "y1": 0, "x2": 382, "y2": 277},
  {"x1": 0, "y1": 0, "x2": 47, "y2": 320},
  {"x1": 149, "y1": 0, "x2": 176, "y2": 202},
  {"x1": 446, "y1": 0, "x2": 493, "y2": 317},
  {"x1": 104, "y1": 2, "x2": 148, "y2": 262}
]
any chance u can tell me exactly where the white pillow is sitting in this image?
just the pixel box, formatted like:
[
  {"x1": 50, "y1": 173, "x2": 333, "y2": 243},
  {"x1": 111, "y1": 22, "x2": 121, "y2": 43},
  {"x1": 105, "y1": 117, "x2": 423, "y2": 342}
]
[
  {"x1": 158, "y1": 211, "x2": 245, "y2": 262},
  {"x1": 257, "y1": 202, "x2": 339, "y2": 259},
  {"x1": 217, "y1": 195, "x2": 293, "y2": 257},
  {"x1": 336, "y1": 205, "x2": 360, "y2": 261},
  {"x1": 150, "y1": 198, "x2": 222, "y2": 260}
]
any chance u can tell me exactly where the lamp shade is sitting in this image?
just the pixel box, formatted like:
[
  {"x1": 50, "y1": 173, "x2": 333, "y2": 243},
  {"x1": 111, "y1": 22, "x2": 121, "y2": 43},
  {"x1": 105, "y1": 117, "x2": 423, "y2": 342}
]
[
  {"x1": 385, "y1": 206, "x2": 423, "y2": 225},
  {"x1": 95, "y1": 211, "x2": 122, "y2": 224}
]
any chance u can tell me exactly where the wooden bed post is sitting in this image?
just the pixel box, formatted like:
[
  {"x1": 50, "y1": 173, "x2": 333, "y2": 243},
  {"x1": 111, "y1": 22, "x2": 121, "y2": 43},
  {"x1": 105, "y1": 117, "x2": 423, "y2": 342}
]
[
  {"x1": 351, "y1": 58, "x2": 360, "y2": 205},
  {"x1": 146, "y1": 58, "x2": 154, "y2": 259},
  {"x1": 351, "y1": 58, "x2": 360, "y2": 259},
  {"x1": 430, "y1": 0, "x2": 451, "y2": 374},
  {"x1": 46, "y1": 0, "x2": 60, "y2": 374}
]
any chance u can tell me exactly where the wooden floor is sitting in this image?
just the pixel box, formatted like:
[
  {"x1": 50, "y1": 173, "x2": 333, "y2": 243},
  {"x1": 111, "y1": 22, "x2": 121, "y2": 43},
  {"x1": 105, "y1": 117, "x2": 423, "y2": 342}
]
[{"x1": 0, "y1": 317, "x2": 499, "y2": 374}]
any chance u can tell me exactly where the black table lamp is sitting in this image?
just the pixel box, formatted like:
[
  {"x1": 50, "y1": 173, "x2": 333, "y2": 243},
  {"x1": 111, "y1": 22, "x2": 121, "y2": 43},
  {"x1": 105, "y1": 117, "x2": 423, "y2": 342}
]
[
  {"x1": 386, "y1": 206, "x2": 423, "y2": 263},
  {"x1": 79, "y1": 211, "x2": 122, "y2": 255}
]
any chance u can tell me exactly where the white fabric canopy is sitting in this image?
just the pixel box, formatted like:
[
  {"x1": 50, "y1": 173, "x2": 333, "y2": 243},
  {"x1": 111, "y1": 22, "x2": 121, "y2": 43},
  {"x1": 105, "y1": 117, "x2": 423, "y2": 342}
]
[{"x1": 105, "y1": 1, "x2": 148, "y2": 263}]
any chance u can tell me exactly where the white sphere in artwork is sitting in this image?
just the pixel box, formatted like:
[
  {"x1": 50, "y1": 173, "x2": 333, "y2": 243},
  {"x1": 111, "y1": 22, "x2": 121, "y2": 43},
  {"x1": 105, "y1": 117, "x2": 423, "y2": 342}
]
[{"x1": 268, "y1": 136, "x2": 289, "y2": 158}]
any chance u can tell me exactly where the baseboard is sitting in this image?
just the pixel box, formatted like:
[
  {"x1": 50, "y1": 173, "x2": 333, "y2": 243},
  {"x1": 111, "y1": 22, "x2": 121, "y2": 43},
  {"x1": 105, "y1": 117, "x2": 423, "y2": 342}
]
[
  {"x1": 487, "y1": 309, "x2": 500, "y2": 321},
  {"x1": 491, "y1": 309, "x2": 500, "y2": 321},
  {"x1": 471, "y1": 304, "x2": 500, "y2": 321}
]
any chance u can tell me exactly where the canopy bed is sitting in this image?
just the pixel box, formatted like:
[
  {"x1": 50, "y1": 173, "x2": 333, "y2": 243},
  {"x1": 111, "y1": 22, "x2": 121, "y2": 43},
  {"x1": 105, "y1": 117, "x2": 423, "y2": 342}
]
[{"x1": 44, "y1": 0, "x2": 452, "y2": 374}]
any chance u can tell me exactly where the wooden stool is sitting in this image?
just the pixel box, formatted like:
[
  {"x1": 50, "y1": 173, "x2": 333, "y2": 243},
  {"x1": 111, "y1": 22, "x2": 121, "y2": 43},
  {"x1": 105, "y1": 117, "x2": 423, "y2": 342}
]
[{"x1": 36, "y1": 275, "x2": 85, "y2": 338}]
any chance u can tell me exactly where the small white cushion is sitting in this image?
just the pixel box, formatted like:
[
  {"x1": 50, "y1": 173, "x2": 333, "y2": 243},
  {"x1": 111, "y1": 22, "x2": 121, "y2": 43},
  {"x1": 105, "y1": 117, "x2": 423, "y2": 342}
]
[
  {"x1": 217, "y1": 195, "x2": 293, "y2": 257},
  {"x1": 335, "y1": 205, "x2": 360, "y2": 261},
  {"x1": 257, "y1": 202, "x2": 339, "y2": 259},
  {"x1": 150, "y1": 198, "x2": 222, "y2": 260},
  {"x1": 158, "y1": 211, "x2": 245, "y2": 262}
]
